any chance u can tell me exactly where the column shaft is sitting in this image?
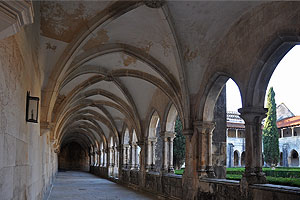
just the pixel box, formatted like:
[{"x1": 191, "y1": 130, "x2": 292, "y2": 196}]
[{"x1": 239, "y1": 107, "x2": 267, "y2": 185}]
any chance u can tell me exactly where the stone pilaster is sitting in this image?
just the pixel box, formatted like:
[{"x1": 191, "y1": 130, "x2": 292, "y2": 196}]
[
  {"x1": 193, "y1": 121, "x2": 216, "y2": 178},
  {"x1": 238, "y1": 107, "x2": 267, "y2": 186}
]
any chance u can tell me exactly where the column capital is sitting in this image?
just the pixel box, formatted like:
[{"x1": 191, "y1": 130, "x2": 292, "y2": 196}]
[
  {"x1": 116, "y1": 146, "x2": 122, "y2": 151},
  {"x1": 147, "y1": 137, "x2": 157, "y2": 142},
  {"x1": 182, "y1": 129, "x2": 193, "y2": 136},
  {"x1": 238, "y1": 107, "x2": 267, "y2": 124},
  {"x1": 162, "y1": 131, "x2": 176, "y2": 138},
  {"x1": 193, "y1": 121, "x2": 216, "y2": 134},
  {"x1": 136, "y1": 140, "x2": 145, "y2": 147}
]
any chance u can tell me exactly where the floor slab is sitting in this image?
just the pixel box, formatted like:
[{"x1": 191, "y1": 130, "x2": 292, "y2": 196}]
[{"x1": 47, "y1": 171, "x2": 156, "y2": 200}]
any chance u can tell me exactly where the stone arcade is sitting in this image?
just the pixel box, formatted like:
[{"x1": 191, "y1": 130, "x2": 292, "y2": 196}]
[{"x1": 0, "y1": 1, "x2": 300, "y2": 200}]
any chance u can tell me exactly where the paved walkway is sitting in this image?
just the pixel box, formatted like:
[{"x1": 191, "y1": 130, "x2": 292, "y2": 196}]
[{"x1": 47, "y1": 171, "x2": 156, "y2": 200}]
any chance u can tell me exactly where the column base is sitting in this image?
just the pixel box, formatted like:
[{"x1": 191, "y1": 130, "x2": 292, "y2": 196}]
[
  {"x1": 198, "y1": 166, "x2": 215, "y2": 178},
  {"x1": 146, "y1": 164, "x2": 151, "y2": 172},
  {"x1": 241, "y1": 171, "x2": 266, "y2": 185},
  {"x1": 240, "y1": 169, "x2": 266, "y2": 198},
  {"x1": 168, "y1": 166, "x2": 175, "y2": 173}
]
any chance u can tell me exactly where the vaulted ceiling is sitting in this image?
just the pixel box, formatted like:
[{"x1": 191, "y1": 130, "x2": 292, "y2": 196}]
[{"x1": 38, "y1": 1, "x2": 300, "y2": 150}]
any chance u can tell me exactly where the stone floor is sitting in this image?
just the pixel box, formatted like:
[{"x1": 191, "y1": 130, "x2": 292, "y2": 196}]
[{"x1": 47, "y1": 171, "x2": 156, "y2": 200}]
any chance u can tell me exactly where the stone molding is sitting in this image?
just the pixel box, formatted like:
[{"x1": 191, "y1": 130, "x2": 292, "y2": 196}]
[
  {"x1": 40, "y1": 122, "x2": 54, "y2": 136},
  {"x1": 238, "y1": 107, "x2": 267, "y2": 125},
  {"x1": 193, "y1": 121, "x2": 216, "y2": 134},
  {"x1": 0, "y1": 1, "x2": 34, "y2": 40}
]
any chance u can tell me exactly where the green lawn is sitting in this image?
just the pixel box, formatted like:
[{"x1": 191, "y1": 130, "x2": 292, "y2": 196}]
[
  {"x1": 175, "y1": 169, "x2": 184, "y2": 175},
  {"x1": 227, "y1": 167, "x2": 300, "y2": 187},
  {"x1": 175, "y1": 167, "x2": 300, "y2": 187}
]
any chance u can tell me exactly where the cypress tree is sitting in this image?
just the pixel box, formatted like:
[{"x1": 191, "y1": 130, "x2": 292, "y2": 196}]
[
  {"x1": 173, "y1": 116, "x2": 185, "y2": 170},
  {"x1": 263, "y1": 87, "x2": 280, "y2": 167}
]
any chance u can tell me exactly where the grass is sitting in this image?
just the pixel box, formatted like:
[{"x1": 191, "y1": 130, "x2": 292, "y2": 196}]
[
  {"x1": 175, "y1": 169, "x2": 184, "y2": 175},
  {"x1": 226, "y1": 167, "x2": 300, "y2": 187}
]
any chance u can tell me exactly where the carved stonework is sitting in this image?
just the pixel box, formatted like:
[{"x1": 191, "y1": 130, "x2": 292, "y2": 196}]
[
  {"x1": 0, "y1": 1, "x2": 34, "y2": 40},
  {"x1": 143, "y1": 0, "x2": 165, "y2": 9}
]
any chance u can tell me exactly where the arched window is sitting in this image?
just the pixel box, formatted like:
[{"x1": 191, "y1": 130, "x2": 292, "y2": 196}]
[
  {"x1": 147, "y1": 111, "x2": 160, "y2": 171},
  {"x1": 290, "y1": 149, "x2": 299, "y2": 167},
  {"x1": 166, "y1": 104, "x2": 178, "y2": 132},
  {"x1": 241, "y1": 151, "x2": 245, "y2": 167},
  {"x1": 279, "y1": 152, "x2": 283, "y2": 166},
  {"x1": 234, "y1": 150, "x2": 239, "y2": 167}
]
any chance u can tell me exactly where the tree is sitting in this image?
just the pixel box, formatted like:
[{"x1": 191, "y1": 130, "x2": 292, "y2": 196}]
[
  {"x1": 173, "y1": 116, "x2": 186, "y2": 170},
  {"x1": 263, "y1": 87, "x2": 280, "y2": 167}
]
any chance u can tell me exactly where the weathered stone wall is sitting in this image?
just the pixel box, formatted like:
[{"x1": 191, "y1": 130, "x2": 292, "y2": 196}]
[
  {"x1": 0, "y1": 34, "x2": 57, "y2": 200},
  {"x1": 197, "y1": 179, "x2": 300, "y2": 200},
  {"x1": 0, "y1": 3, "x2": 58, "y2": 199},
  {"x1": 90, "y1": 166, "x2": 108, "y2": 179},
  {"x1": 58, "y1": 142, "x2": 89, "y2": 171}
]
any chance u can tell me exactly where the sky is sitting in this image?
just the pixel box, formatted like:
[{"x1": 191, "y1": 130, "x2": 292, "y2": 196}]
[{"x1": 226, "y1": 45, "x2": 300, "y2": 115}]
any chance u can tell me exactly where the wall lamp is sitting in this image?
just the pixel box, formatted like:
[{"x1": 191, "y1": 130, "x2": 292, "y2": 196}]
[{"x1": 26, "y1": 91, "x2": 39, "y2": 123}]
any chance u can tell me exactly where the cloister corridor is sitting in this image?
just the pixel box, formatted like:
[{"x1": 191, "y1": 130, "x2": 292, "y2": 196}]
[
  {"x1": 47, "y1": 171, "x2": 155, "y2": 200},
  {"x1": 2, "y1": 1, "x2": 300, "y2": 200}
]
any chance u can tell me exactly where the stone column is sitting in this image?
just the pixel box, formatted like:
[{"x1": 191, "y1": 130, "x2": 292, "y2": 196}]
[
  {"x1": 236, "y1": 129, "x2": 238, "y2": 138},
  {"x1": 238, "y1": 107, "x2": 267, "y2": 185},
  {"x1": 227, "y1": 143, "x2": 234, "y2": 168},
  {"x1": 226, "y1": 128, "x2": 228, "y2": 138},
  {"x1": 131, "y1": 143, "x2": 136, "y2": 169},
  {"x1": 169, "y1": 136, "x2": 175, "y2": 173},
  {"x1": 129, "y1": 142, "x2": 134, "y2": 169},
  {"x1": 123, "y1": 144, "x2": 129, "y2": 169},
  {"x1": 292, "y1": 127, "x2": 295, "y2": 137},
  {"x1": 137, "y1": 141, "x2": 144, "y2": 171},
  {"x1": 99, "y1": 150, "x2": 101, "y2": 167},
  {"x1": 90, "y1": 150, "x2": 94, "y2": 166},
  {"x1": 134, "y1": 144, "x2": 139, "y2": 169},
  {"x1": 281, "y1": 129, "x2": 283, "y2": 138},
  {"x1": 151, "y1": 140, "x2": 155, "y2": 170},
  {"x1": 104, "y1": 149, "x2": 107, "y2": 167},
  {"x1": 95, "y1": 150, "x2": 99, "y2": 166},
  {"x1": 194, "y1": 121, "x2": 216, "y2": 178},
  {"x1": 163, "y1": 136, "x2": 169, "y2": 172},
  {"x1": 117, "y1": 145, "x2": 123, "y2": 179},
  {"x1": 146, "y1": 140, "x2": 152, "y2": 171}
]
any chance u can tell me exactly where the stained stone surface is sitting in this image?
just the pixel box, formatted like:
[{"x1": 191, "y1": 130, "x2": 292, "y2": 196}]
[{"x1": 47, "y1": 171, "x2": 156, "y2": 200}]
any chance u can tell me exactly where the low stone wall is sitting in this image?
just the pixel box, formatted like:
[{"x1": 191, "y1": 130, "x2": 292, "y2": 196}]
[
  {"x1": 162, "y1": 174, "x2": 183, "y2": 199},
  {"x1": 197, "y1": 179, "x2": 300, "y2": 200},
  {"x1": 90, "y1": 167, "x2": 300, "y2": 199},
  {"x1": 90, "y1": 166, "x2": 108, "y2": 179},
  {"x1": 124, "y1": 171, "x2": 183, "y2": 199}
]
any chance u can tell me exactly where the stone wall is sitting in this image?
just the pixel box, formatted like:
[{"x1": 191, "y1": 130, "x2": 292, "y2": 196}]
[
  {"x1": 91, "y1": 168, "x2": 183, "y2": 199},
  {"x1": 197, "y1": 179, "x2": 300, "y2": 200},
  {"x1": 279, "y1": 136, "x2": 300, "y2": 167},
  {"x1": 58, "y1": 142, "x2": 89, "y2": 171},
  {"x1": 0, "y1": 31, "x2": 57, "y2": 200},
  {"x1": 90, "y1": 166, "x2": 108, "y2": 179}
]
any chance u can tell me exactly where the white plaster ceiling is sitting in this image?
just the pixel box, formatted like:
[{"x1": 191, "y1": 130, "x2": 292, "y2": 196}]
[{"x1": 41, "y1": 1, "x2": 271, "y2": 148}]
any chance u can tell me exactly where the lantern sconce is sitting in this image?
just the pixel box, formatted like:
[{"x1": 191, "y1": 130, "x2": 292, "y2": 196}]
[{"x1": 26, "y1": 91, "x2": 39, "y2": 123}]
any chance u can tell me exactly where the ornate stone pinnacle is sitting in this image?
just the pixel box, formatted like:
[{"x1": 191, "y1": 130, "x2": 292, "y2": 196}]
[{"x1": 143, "y1": 0, "x2": 165, "y2": 8}]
